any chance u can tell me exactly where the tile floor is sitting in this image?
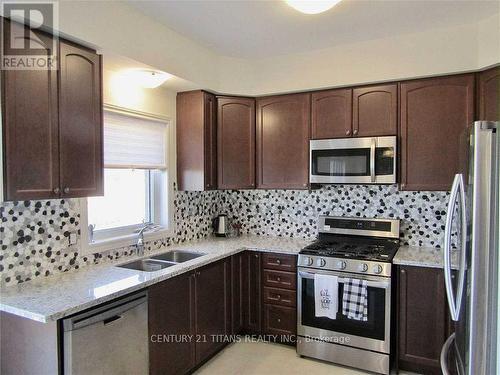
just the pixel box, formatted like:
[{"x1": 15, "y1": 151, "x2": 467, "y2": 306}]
[{"x1": 195, "y1": 340, "x2": 418, "y2": 375}]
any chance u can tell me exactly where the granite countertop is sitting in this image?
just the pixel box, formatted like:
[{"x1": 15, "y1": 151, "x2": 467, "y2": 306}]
[
  {"x1": 0, "y1": 235, "x2": 312, "y2": 323},
  {"x1": 393, "y1": 245, "x2": 459, "y2": 269}
]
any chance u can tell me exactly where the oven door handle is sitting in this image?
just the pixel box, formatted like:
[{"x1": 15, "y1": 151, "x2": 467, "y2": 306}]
[{"x1": 298, "y1": 271, "x2": 390, "y2": 289}]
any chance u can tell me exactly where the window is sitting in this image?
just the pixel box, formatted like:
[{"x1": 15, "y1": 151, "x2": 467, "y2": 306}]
[{"x1": 81, "y1": 107, "x2": 172, "y2": 253}]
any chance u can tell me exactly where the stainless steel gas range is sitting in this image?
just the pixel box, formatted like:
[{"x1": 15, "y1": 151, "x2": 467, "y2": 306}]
[{"x1": 296, "y1": 216, "x2": 400, "y2": 375}]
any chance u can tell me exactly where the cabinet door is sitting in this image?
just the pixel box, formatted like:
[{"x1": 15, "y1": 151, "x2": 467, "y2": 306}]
[
  {"x1": 195, "y1": 258, "x2": 231, "y2": 364},
  {"x1": 353, "y1": 84, "x2": 397, "y2": 137},
  {"x1": 1, "y1": 20, "x2": 60, "y2": 201},
  {"x1": 311, "y1": 89, "x2": 352, "y2": 139},
  {"x1": 204, "y1": 92, "x2": 217, "y2": 190},
  {"x1": 477, "y1": 66, "x2": 500, "y2": 121},
  {"x1": 58, "y1": 40, "x2": 103, "y2": 198},
  {"x1": 243, "y1": 252, "x2": 262, "y2": 334},
  {"x1": 231, "y1": 254, "x2": 245, "y2": 335},
  {"x1": 217, "y1": 97, "x2": 255, "y2": 189},
  {"x1": 256, "y1": 93, "x2": 310, "y2": 189},
  {"x1": 400, "y1": 74, "x2": 474, "y2": 191},
  {"x1": 177, "y1": 91, "x2": 217, "y2": 191},
  {"x1": 398, "y1": 266, "x2": 447, "y2": 374},
  {"x1": 149, "y1": 272, "x2": 195, "y2": 375}
]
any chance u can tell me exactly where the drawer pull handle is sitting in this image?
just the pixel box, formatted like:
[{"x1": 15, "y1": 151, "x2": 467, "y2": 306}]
[
  {"x1": 277, "y1": 318, "x2": 281, "y2": 323},
  {"x1": 276, "y1": 277, "x2": 281, "y2": 282},
  {"x1": 277, "y1": 295, "x2": 281, "y2": 299},
  {"x1": 276, "y1": 259, "x2": 281, "y2": 265}
]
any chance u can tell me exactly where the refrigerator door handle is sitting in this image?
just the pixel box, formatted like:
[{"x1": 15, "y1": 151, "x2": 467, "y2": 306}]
[
  {"x1": 440, "y1": 333, "x2": 456, "y2": 375},
  {"x1": 444, "y1": 174, "x2": 466, "y2": 321}
]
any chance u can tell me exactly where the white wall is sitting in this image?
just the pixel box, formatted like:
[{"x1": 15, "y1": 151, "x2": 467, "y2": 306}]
[
  {"x1": 102, "y1": 68, "x2": 176, "y2": 119},
  {"x1": 58, "y1": 1, "x2": 500, "y2": 96},
  {"x1": 477, "y1": 13, "x2": 500, "y2": 69}
]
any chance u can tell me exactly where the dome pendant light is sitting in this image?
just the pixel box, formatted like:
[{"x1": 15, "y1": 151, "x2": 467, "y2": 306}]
[{"x1": 285, "y1": 0, "x2": 343, "y2": 15}]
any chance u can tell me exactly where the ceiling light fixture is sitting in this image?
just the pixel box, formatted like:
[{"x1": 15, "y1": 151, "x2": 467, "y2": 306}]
[
  {"x1": 285, "y1": 0, "x2": 342, "y2": 14},
  {"x1": 122, "y1": 69, "x2": 172, "y2": 89}
]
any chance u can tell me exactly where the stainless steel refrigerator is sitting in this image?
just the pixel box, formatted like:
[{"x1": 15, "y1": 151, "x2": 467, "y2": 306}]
[{"x1": 441, "y1": 121, "x2": 499, "y2": 375}]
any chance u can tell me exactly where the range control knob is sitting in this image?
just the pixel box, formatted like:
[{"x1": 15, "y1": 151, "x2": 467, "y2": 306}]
[
  {"x1": 373, "y1": 265, "x2": 383, "y2": 274},
  {"x1": 317, "y1": 258, "x2": 326, "y2": 267},
  {"x1": 303, "y1": 256, "x2": 313, "y2": 266},
  {"x1": 336, "y1": 260, "x2": 347, "y2": 270},
  {"x1": 359, "y1": 263, "x2": 369, "y2": 272}
]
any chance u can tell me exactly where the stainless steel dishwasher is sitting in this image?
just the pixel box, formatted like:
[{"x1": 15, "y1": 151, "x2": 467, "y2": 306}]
[{"x1": 62, "y1": 291, "x2": 148, "y2": 375}]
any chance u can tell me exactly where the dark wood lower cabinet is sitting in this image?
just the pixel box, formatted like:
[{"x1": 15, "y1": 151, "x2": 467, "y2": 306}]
[
  {"x1": 231, "y1": 253, "x2": 245, "y2": 335},
  {"x1": 149, "y1": 252, "x2": 298, "y2": 373},
  {"x1": 242, "y1": 251, "x2": 262, "y2": 334},
  {"x1": 261, "y1": 254, "x2": 297, "y2": 345},
  {"x1": 149, "y1": 272, "x2": 195, "y2": 375},
  {"x1": 397, "y1": 265, "x2": 450, "y2": 375},
  {"x1": 149, "y1": 258, "x2": 230, "y2": 375},
  {"x1": 194, "y1": 258, "x2": 231, "y2": 364}
]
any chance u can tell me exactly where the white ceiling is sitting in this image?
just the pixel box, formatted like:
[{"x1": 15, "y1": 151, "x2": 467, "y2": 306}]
[{"x1": 127, "y1": 0, "x2": 499, "y2": 59}]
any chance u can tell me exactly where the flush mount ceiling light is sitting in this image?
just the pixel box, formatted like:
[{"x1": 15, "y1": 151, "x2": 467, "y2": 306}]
[
  {"x1": 122, "y1": 69, "x2": 172, "y2": 89},
  {"x1": 285, "y1": 0, "x2": 342, "y2": 14}
]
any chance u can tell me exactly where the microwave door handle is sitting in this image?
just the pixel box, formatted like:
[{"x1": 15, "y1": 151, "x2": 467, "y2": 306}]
[{"x1": 370, "y1": 138, "x2": 376, "y2": 183}]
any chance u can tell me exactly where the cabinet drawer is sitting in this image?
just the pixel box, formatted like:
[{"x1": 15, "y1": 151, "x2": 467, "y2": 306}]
[
  {"x1": 263, "y1": 287, "x2": 296, "y2": 307},
  {"x1": 263, "y1": 304, "x2": 296, "y2": 336},
  {"x1": 262, "y1": 253, "x2": 297, "y2": 272},
  {"x1": 263, "y1": 270, "x2": 296, "y2": 290}
]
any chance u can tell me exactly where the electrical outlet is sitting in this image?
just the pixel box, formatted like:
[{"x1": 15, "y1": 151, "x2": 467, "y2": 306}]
[{"x1": 68, "y1": 232, "x2": 78, "y2": 246}]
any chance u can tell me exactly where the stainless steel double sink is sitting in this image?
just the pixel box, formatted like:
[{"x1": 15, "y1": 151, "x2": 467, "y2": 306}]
[{"x1": 117, "y1": 250, "x2": 206, "y2": 272}]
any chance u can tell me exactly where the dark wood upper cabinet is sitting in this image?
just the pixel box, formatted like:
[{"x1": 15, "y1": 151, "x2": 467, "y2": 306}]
[
  {"x1": 311, "y1": 88, "x2": 352, "y2": 139},
  {"x1": 149, "y1": 272, "x2": 195, "y2": 375},
  {"x1": 1, "y1": 20, "x2": 103, "y2": 201},
  {"x1": 477, "y1": 66, "x2": 500, "y2": 121},
  {"x1": 58, "y1": 40, "x2": 103, "y2": 198},
  {"x1": 2, "y1": 21, "x2": 60, "y2": 201},
  {"x1": 256, "y1": 93, "x2": 310, "y2": 189},
  {"x1": 353, "y1": 84, "x2": 397, "y2": 137},
  {"x1": 194, "y1": 258, "x2": 231, "y2": 364},
  {"x1": 399, "y1": 74, "x2": 474, "y2": 191},
  {"x1": 177, "y1": 90, "x2": 217, "y2": 191},
  {"x1": 217, "y1": 96, "x2": 255, "y2": 189},
  {"x1": 397, "y1": 266, "x2": 448, "y2": 375}
]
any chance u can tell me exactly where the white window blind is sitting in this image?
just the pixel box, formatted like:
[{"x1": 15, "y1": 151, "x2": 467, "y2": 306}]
[{"x1": 104, "y1": 110, "x2": 167, "y2": 169}]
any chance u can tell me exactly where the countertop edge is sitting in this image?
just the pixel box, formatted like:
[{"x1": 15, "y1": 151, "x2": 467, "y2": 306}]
[{"x1": 0, "y1": 242, "x2": 303, "y2": 323}]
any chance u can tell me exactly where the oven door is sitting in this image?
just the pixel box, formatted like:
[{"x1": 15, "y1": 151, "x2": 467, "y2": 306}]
[
  {"x1": 309, "y1": 136, "x2": 396, "y2": 184},
  {"x1": 297, "y1": 267, "x2": 391, "y2": 354}
]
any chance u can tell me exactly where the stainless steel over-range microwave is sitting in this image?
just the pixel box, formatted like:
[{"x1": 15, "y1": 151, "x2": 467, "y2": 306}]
[{"x1": 309, "y1": 136, "x2": 397, "y2": 184}]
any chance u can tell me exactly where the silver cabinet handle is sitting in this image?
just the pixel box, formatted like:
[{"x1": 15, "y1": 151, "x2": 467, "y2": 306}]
[
  {"x1": 444, "y1": 174, "x2": 466, "y2": 321},
  {"x1": 440, "y1": 333, "x2": 455, "y2": 375},
  {"x1": 53, "y1": 187, "x2": 60, "y2": 194},
  {"x1": 370, "y1": 138, "x2": 376, "y2": 183},
  {"x1": 63, "y1": 187, "x2": 70, "y2": 194}
]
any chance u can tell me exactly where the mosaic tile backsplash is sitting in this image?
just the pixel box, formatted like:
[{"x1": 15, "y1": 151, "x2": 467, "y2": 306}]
[{"x1": 0, "y1": 185, "x2": 450, "y2": 285}]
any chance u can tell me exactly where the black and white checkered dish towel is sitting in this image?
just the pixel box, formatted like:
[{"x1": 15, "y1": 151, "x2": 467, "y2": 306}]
[{"x1": 342, "y1": 278, "x2": 368, "y2": 321}]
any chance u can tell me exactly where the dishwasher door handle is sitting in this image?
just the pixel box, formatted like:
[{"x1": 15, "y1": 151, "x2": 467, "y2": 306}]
[{"x1": 103, "y1": 315, "x2": 122, "y2": 325}]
